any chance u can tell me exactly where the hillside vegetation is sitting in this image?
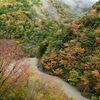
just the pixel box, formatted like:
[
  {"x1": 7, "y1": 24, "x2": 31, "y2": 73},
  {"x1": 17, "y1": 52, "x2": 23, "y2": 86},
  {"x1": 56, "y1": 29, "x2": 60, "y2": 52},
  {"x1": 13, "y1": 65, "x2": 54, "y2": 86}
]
[
  {"x1": 0, "y1": 0, "x2": 100, "y2": 99},
  {"x1": 0, "y1": 0, "x2": 70, "y2": 100},
  {"x1": 41, "y1": 1, "x2": 100, "y2": 98},
  {"x1": 0, "y1": 0, "x2": 76, "y2": 56}
]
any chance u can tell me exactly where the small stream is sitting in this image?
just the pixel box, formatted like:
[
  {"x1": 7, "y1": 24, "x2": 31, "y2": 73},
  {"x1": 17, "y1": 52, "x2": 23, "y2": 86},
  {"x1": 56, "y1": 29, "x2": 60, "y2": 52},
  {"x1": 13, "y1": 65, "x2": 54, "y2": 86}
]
[{"x1": 30, "y1": 58, "x2": 88, "y2": 100}]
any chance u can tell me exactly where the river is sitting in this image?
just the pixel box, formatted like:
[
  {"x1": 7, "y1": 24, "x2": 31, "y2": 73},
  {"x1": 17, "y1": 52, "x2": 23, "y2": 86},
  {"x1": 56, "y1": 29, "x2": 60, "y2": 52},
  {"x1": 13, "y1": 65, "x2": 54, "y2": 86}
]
[{"x1": 30, "y1": 58, "x2": 88, "y2": 100}]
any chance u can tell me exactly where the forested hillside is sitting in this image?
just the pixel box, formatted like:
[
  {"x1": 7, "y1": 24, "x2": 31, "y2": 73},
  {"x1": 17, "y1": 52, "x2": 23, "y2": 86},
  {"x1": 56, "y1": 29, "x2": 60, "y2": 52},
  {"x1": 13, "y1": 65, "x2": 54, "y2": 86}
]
[
  {"x1": 41, "y1": 0, "x2": 100, "y2": 98},
  {"x1": 0, "y1": 0, "x2": 76, "y2": 56},
  {"x1": 0, "y1": 0, "x2": 100, "y2": 99},
  {"x1": 0, "y1": 0, "x2": 70, "y2": 100}
]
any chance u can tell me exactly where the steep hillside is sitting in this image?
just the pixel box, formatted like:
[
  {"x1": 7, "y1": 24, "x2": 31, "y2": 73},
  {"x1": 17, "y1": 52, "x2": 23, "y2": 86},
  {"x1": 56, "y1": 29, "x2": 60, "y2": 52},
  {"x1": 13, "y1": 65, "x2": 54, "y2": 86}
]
[
  {"x1": 41, "y1": 0, "x2": 100, "y2": 98},
  {"x1": 0, "y1": 0, "x2": 76, "y2": 56},
  {"x1": 40, "y1": 0, "x2": 77, "y2": 23}
]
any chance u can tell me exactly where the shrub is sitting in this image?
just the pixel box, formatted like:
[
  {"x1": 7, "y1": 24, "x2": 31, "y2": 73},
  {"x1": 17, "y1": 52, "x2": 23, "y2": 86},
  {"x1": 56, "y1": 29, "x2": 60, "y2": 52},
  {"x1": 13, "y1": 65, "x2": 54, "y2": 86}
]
[{"x1": 68, "y1": 70, "x2": 80, "y2": 85}]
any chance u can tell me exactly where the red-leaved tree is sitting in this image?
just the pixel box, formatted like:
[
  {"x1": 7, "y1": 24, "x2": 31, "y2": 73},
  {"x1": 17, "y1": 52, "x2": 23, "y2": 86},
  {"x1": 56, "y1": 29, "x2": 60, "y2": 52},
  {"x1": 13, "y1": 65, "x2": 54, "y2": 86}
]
[{"x1": 0, "y1": 39, "x2": 32, "y2": 99}]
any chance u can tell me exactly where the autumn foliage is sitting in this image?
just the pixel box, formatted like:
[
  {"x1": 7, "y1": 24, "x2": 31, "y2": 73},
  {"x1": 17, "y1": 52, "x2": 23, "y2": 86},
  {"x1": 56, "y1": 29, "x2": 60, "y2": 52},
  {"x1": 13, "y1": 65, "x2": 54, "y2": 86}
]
[
  {"x1": 41, "y1": 1, "x2": 100, "y2": 98},
  {"x1": 0, "y1": 0, "x2": 100, "y2": 99},
  {"x1": 0, "y1": 39, "x2": 31, "y2": 99},
  {"x1": 0, "y1": 39, "x2": 24, "y2": 59},
  {"x1": 0, "y1": 38, "x2": 69, "y2": 100}
]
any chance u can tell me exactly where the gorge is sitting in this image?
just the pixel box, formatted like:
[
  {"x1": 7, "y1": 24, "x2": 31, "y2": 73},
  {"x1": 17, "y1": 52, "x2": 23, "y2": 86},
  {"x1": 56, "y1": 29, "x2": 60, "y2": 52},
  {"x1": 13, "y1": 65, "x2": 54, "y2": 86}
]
[{"x1": 0, "y1": 0, "x2": 100, "y2": 99}]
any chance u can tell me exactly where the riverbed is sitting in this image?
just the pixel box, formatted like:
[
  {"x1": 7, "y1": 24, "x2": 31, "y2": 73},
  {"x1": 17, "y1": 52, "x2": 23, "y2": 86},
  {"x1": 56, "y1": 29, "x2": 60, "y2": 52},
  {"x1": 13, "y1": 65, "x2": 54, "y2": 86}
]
[{"x1": 30, "y1": 58, "x2": 88, "y2": 100}]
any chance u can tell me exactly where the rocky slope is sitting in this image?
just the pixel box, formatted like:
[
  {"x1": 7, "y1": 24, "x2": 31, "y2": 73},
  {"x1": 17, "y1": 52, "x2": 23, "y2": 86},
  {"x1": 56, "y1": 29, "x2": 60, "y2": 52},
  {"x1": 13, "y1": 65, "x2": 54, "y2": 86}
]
[
  {"x1": 40, "y1": 0, "x2": 77, "y2": 23},
  {"x1": 61, "y1": 0, "x2": 99, "y2": 16}
]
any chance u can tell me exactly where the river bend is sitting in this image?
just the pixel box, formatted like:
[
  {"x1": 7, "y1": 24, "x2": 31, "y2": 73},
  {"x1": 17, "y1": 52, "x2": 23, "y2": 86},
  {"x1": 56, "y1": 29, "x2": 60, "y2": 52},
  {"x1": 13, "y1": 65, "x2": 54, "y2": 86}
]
[{"x1": 30, "y1": 58, "x2": 88, "y2": 100}]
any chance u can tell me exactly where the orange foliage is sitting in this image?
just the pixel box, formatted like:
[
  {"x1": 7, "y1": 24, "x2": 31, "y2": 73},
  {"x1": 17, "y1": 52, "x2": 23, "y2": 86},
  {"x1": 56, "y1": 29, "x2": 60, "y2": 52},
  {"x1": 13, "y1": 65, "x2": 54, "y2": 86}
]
[
  {"x1": 72, "y1": 22, "x2": 80, "y2": 32},
  {"x1": 0, "y1": 39, "x2": 24, "y2": 59},
  {"x1": 51, "y1": 61, "x2": 57, "y2": 64},
  {"x1": 92, "y1": 70, "x2": 99, "y2": 77},
  {"x1": 79, "y1": 33, "x2": 88, "y2": 40},
  {"x1": 66, "y1": 52, "x2": 75, "y2": 60},
  {"x1": 81, "y1": 77, "x2": 89, "y2": 85},
  {"x1": 44, "y1": 65, "x2": 50, "y2": 70},
  {"x1": 60, "y1": 60, "x2": 66, "y2": 65}
]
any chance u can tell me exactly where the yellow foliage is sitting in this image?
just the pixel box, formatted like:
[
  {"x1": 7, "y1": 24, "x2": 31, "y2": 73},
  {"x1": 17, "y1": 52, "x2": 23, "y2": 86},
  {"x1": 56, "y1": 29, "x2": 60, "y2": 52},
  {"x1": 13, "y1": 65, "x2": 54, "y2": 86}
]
[
  {"x1": 50, "y1": 53, "x2": 57, "y2": 59},
  {"x1": 94, "y1": 27, "x2": 100, "y2": 35},
  {"x1": 75, "y1": 42, "x2": 81, "y2": 47},
  {"x1": 70, "y1": 39, "x2": 76, "y2": 44},
  {"x1": 98, "y1": 14, "x2": 100, "y2": 18},
  {"x1": 64, "y1": 43, "x2": 69, "y2": 47},
  {"x1": 59, "y1": 49, "x2": 66, "y2": 55},
  {"x1": 96, "y1": 37, "x2": 100, "y2": 44},
  {"x1": 0, "y1": 14, "x2": 7, "y2": 21},
  {"x1": 53, "y1": 68, "x2": 63, "y2": 75},
  {"x1": 28, "y1": 0, "x2": 33, "y2": 6},
  {"x1": 75, "y1": 47, "x2": 85, "y2": 55}
]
